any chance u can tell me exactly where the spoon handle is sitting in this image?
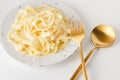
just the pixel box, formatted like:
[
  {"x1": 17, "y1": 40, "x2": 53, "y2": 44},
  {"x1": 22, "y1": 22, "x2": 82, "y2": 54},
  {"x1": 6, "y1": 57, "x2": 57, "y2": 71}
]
[{"x1": 70, "y1": 47, "x2": 96, "y2": 80}]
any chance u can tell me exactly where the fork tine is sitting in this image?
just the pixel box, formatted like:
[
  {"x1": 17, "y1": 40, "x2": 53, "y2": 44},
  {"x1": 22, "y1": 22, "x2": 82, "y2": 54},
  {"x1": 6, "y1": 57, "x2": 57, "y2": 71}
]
[
  {"x1": 73, "y1": 20, "x2": 79, "y2": 33},
  {"x1": 75, "y1": 20, "x2": 79, "y2": 28},
  {"x1": 79, "y1": 22, "x2": 85, "y2": 33},
  {"x1": 76, "y1": 19, "x2": 79, "y2": 24},
  {"x1": 70, "y1": 22, "x2": 76, "y2": 33}
]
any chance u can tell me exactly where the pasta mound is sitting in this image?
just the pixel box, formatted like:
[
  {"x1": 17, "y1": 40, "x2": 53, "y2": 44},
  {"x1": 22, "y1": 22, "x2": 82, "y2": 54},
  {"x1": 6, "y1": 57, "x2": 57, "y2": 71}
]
[{"x1": 7, "y1": 5, "x2": 71, "y2": 56}]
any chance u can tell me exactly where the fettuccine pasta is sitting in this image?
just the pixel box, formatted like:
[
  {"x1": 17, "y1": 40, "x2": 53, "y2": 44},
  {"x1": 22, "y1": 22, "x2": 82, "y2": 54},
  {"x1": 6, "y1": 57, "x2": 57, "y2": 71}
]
[{"x1": 7, "y1": 5, "x2": 71, "y2": 56}]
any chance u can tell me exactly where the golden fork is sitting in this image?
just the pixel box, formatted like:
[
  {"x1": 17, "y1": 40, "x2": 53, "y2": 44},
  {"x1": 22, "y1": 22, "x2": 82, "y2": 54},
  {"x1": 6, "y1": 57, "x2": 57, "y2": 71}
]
[{"x1": 70, "y1": 20, "x2": 88, "y2": 80}]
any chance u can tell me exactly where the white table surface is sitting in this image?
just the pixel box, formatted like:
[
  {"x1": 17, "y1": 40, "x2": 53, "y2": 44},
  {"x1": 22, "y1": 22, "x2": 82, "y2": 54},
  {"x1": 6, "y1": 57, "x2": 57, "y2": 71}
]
[{"x1": 0, "y1": 0, "x2": 120, "y2": 80}]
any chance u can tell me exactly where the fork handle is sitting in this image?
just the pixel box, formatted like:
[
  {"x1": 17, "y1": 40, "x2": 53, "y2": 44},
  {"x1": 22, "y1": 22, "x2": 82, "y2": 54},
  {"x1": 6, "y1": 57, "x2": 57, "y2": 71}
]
[
  {"x1": 70, "y1": 46, "x2": 97, "y2": 80},
  {"x1": 79, "y1": 43, "x2": 88, "y2": 80}
]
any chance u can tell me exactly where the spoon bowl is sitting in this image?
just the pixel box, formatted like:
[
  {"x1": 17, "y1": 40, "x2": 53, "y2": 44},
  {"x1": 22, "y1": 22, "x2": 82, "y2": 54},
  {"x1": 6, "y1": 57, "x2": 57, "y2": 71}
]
[{"x1": 91, "y1": 24, "x2": 116, "y2": 48}]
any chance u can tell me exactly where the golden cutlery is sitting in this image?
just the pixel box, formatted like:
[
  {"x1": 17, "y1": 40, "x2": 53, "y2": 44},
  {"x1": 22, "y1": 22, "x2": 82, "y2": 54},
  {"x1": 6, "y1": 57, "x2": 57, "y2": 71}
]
[
  {"x1": 70, "y1": 24, "x2": 116, "y2": 80},
  {"x1": 70, "y1": 20, "x2": 88, "y2": 80}
]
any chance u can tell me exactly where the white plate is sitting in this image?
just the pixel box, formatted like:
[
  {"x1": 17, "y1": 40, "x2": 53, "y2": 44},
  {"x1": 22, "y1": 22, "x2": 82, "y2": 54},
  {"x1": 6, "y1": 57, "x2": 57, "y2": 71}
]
[{"x1": 0, "y1": 0, "x2": 79, "y2": 66}]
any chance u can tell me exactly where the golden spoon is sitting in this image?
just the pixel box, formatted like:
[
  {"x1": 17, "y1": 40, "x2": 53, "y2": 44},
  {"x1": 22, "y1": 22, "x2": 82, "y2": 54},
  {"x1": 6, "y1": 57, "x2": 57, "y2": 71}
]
[{"x1": 70, "y1": 24, "x2": 116, "y2": 80}]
